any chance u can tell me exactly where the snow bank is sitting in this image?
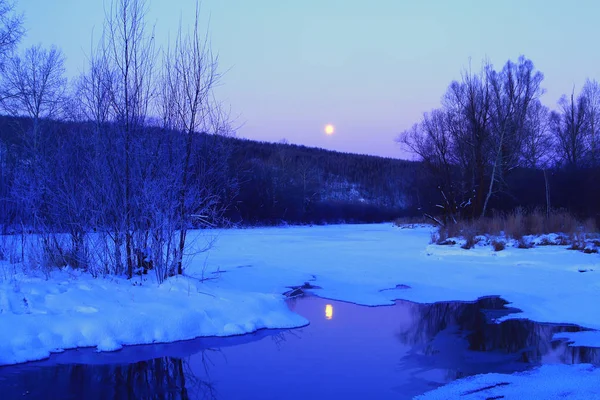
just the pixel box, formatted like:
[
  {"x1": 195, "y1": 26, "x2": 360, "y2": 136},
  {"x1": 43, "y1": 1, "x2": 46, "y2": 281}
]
[
  {"x1": 416, "y1": 364, "x2": 600, "y2": 400},
  {"x1": 0, "y1": 271, "x2": 307, "y2": 366}
]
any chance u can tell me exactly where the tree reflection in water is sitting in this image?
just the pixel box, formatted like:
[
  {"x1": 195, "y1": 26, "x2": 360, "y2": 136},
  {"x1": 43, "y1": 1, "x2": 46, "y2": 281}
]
[
  {"x1": 395, "y1": 296, "x2": 600, "y2": 382},
  {"x1": 1, "y1": 353, "x2": 217, "y2": 400}
]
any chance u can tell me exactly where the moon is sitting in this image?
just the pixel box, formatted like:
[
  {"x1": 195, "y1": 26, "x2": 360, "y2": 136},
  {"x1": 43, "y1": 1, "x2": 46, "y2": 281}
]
[{"x1": 324, "y1": 124, "x2": 335, "y2": 135}]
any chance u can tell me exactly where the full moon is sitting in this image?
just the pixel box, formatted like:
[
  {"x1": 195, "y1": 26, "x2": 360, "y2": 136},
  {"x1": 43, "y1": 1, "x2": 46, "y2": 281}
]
[{"x1": 324, "y1": 124, "x2": 335, "y2": 135}]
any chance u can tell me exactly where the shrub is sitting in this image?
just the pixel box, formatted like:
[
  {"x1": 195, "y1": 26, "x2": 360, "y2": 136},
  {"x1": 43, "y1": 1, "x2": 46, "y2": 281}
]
[
  {"x1": 517, "y1": 237, "x2": 534, "y2": 249},
  {"x1": 556, "y1": 235, "x2": 571, "y2": 246},
  {"x1": 491, "y1": 240, "x2": 506, "y2": 251},
  {"x1": 461, "y1": 235, "x2": 475, "y2": 250},
  {"x1": 461, "y1": 228, "x2": 481, "y2": 250},
  {"x1": 568, "y1": 232, "x2": 587, "y2": 251}
]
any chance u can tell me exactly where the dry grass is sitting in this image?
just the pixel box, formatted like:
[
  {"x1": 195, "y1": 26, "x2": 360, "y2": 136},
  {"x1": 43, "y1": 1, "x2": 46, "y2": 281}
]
[
  {"x1": 445, "y1": 209, "x2": 587, "y2": 239},
  {"x1": 491, "y1": 239, "x2": 506, "y2": 251},
  {"x1": 430, "y1": 209, "x2": 597, "y2": 251},
  {"x1": 393, "y1": 216, "x2": 433, "y2": 227}
]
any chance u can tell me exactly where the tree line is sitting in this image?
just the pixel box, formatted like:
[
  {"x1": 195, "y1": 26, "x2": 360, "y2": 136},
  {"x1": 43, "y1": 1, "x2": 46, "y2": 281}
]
[
  {"x1": 398, "y1": 56, "x2": 600, "y2": 224},
  {"x1": 226, "y1": 138, "x2": 424, "y2": 224}
]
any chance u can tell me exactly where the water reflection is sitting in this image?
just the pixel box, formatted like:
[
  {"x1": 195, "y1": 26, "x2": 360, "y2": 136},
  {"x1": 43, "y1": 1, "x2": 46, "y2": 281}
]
[
  {"x1": 325, "y1": 304, "x2": 333, "y2": 320},
  {"x1": 395, "y1": 297, "x2": 599, "y2": 365},
  {"x1": 0, "y1": 356, "x2": 210, "y2": 400},
  {"x1": 0, "y1": 296, "x2": 597, "y2": 400},
  {"x1": 393, "y1": 297, "x2": 600, "y2": 394}
]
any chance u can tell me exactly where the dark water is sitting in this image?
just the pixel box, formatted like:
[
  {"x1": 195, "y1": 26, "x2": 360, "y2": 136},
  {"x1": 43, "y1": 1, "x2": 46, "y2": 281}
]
[{"x1": 0, "y1": 296, "x2": 598, "y2": 400}]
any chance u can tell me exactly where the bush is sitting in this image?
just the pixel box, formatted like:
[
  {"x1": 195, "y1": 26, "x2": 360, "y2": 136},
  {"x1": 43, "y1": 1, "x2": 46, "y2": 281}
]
[
  {"x1": 568, "y1": 232, "x2": 587, "y2": 251},
  {"x1": 491, "y1": 240, "x2": 506, "y2": 251},
  {"x1": 517, "y1": 237, "x2": 534, "y2": 249}
]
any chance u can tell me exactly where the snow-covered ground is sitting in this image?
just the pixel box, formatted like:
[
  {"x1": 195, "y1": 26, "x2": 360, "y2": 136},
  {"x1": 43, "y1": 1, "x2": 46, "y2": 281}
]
[
  {"x1": 415, "y1": 363, "x2": 600, "y2": 399},
  {"x1": 1, "y1": 223, "x2": 599, "y2": 395}
]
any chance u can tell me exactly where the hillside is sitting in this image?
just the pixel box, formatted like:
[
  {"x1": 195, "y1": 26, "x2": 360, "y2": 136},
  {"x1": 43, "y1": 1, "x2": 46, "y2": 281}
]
[
  {"x1": 226, "y1": 138, "x2": 427, "y2": 224},
  {"x1": 0, "y1": 116, "x2": 429, "y2": 228}
]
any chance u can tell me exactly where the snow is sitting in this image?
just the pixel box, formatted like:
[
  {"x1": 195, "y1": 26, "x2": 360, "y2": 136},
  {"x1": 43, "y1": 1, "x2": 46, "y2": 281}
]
[
  {"x1": 415, "y1": 364, "x2": 600, "y2": 400},
  {"x1": 0, "y1": 270, "x2": 307, "y2": 365},
  {"x1": 1, "y1": 223, "x2": 599, "y2": 392},
  {"x1": 553, "y1": 330, "x2": 600, "y2": 348},
  {"x1": 203, "y1": 224, "x2": 600, "y2": 336}
]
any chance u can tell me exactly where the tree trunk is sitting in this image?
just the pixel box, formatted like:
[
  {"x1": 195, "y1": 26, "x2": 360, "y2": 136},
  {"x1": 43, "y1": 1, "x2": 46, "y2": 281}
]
[{"x1": 543, "y1": 168, "x2": 550, "y2": 218}]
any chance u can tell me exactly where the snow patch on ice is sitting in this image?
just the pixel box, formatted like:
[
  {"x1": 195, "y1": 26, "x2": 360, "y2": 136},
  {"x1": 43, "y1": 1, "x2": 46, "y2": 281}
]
[
  {"x1": 553, "y1": 330, "x2": 600, "y2": 348},
  {"x1": 416, "y1": 364, "x2": 600, "y2": 400}
]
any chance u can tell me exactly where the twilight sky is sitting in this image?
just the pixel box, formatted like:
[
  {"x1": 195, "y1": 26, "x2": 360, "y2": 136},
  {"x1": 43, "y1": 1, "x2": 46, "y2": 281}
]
[{"x1": 15, "y1": 0, "x2": 600, "y2": 159}]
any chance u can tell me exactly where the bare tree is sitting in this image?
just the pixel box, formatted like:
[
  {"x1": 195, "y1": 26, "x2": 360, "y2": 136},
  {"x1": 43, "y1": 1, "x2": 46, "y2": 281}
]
[
  {"x1": 1, "y1": 45, "x2": 67, "y2": 122},
  {"x1": 581, "y1": 79, "x2": 600, "y2": 165},
  {"x1": 551, "y1": 90, "x2": 587, "y2": 169},
  {"x1": 398, "y1": 109, "x2": 458, "y2": 224},
  {"x1": 482, "y1": 56, "x2": 544, "y2": 216},
  {"x1": 400, "y1": 56, "x2": 547, "y2": 220},
  {"x1": 0, "y1": 0, "x2": 22, "y2": 68},
  {"x1": 160, "y1": 2, "x2": 227, "y2": 278},
  {"x1": 521, "y1": 99, "x2": 552, "y2": 169},
  {"x1": 0, "y1": 44, "x2": 67, "y2": 223},
  {"x1": 0, "y1": 44, "x2": 68, "y2": 273},
  {"x1": 74, "y1": 46, "x2": 113, "y2": 127},
  {"x1": 99, "y1": 0, "x2": 157, "y2": 278},
  {"x1": 442, "y1": 63, "x2": 491, "y2": 217}
]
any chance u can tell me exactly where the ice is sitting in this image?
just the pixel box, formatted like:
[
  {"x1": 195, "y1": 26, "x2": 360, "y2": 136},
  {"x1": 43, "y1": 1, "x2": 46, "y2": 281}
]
[
  {"x1": 416, "y1": 364, "x2": 600, "y2": 399},
  {"x1": 1, "y1": 223, "x2": 599, "y2": 371}
]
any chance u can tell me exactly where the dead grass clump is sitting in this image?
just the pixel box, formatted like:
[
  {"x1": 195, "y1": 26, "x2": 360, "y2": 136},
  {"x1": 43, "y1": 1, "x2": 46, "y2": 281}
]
[
  {"x1": 568, "y1": 232, "x2": 587, "y2": 251},
  {"x1": 393, "y1": 216, "x2": 431, "y2": 227},
  {"x1": 517, "y1": 237, "x2": 534, "y2": 249},
  {"x1": 487, "y1": 211, "x2": 505, "y2": 235},
  {"x1": 546, "y1": 210, "x2": 579, "y2": 235},
  {"x1": 491, "y1": 239, "x2": 506, "y2": 252},
  {"x1": 583, "y1": 218, "x2": 597, "y2": 235},
  {"x1": 445, "y1": 221, "x2": 462, "y2": 239},
  {"x1": 524, "y1": 209, "x2": 545, "y2": 235},
  {"x1": 461, "y1": 229, "x2": 477, "y2": 249},
  {"x1": 504, "y1": 209, "x2": 526, "y2": 239}
]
